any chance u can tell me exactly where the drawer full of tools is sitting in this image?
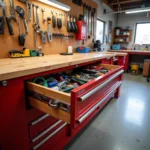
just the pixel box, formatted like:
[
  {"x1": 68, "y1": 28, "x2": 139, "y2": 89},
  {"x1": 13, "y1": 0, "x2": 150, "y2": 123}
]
[{"x1": 26, "y1": 63, "x2": 123, "y2": 129}]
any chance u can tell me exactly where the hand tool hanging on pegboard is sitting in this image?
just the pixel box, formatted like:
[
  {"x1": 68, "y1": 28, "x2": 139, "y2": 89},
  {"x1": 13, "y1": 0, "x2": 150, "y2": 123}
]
[
  {"x1": 35, "y1": 5, "x2": 40, "y2": 29},
  {"x1": 9, "y1": 0, "x2": 16, "y2": 22},
  {"x1": 73, "y1": 17, "x2": 78, "y2": 33},
  {"x1": 83, "y1": 3, "x2": 88, "y2": 40},
  {"x1": 57, "y1": 12, "x2": 62, "y2": 29},
  {"x1": 39, "y1": 30, "x2": 47, "y2": 44},
  {"x1": 0, "y1": 0, "x2": 14, "y2": 35},
  {"x1": 67, "y1": 14, "x2": 72, "y2": 32},
  {"x1": 70, "y1": 16, "x2": 75, "y2": 32},
  {"x1": 47, "y1": 17, "x2": 52, "y2": 43},
  {"x1": 28, "y1": 2, "x2": 32, "y2": 21},
  {"x1": 17, "y1": 14, "x2": 26, "y2": 46},
  {"x1": 18, "y1": 0, "x2": 32, "y2": 22},
  {"x1": 15, "y1": 6, "x2": 28, "y2": 34},
  {"x1": 91, "y1": 8, "x2": 96, "y2": 37},
  {"x1": 87, "y1": 6, "x2": 91, "y2": 39},
  {"x1": 93, "y1": 8, "x2": 96, "y2": 39},
  {"x1": 51, "y1": 10, "x2": 56, "y2": 28},
  {"x1": 41, "y1": 8, "x2": 46, "y2": 23},
  {"x1": 32, "y1": 4, "x2": 37, "y2": 48}
]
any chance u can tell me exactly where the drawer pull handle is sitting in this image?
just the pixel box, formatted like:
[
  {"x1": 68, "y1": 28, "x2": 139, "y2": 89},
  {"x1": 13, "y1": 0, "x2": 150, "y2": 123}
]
[
  {"x1": 30, "y1": 114, "x2": 50, "y2": 126},
  {"x1": 32, "y1": 120, "x2": 62, "y2": 143},
  {"x1": 32, "y1": 122, "x2": 67, "y2": 150},
  {"x1": 77, "y1": 81, "x2": 122, "y2": 124},
  {"x1": 79, "y1": 70, "x2": 124, "y2": 102}
]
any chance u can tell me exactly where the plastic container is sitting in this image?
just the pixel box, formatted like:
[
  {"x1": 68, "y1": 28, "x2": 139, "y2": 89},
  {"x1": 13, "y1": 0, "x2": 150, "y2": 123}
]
[
  {"x1": 30, "y1": 50, "x2": 38, "y2": 57},
  {"x1": 76, "y1": 47, "x2": 90, "y2": 53},
  {"x1": 68, "y1": 46, "x2": 73, "y2": 53},
  {"x1": 112, "y1": 44, "x2": 121, "y2": 50}
]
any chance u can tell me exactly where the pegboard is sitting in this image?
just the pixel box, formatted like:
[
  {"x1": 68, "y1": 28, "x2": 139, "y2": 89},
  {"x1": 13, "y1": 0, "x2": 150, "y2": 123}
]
[{"x1": 0, "y1": 0, "x2": 97, "y2": 58}]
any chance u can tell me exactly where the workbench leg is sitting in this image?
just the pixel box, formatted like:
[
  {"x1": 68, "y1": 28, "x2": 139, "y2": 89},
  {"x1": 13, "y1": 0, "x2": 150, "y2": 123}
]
[
  {"x1": 124, "y1": 54, "x2": 129, "y2": 73},
  {"x1": 115, "y1": 87, "x2": 121, "y2": 98}
]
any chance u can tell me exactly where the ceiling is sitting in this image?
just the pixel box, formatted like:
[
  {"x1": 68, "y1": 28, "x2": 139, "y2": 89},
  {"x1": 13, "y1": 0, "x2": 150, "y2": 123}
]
[{"x1": 103, "y1": 0, "x2": 150, "y2": 11}]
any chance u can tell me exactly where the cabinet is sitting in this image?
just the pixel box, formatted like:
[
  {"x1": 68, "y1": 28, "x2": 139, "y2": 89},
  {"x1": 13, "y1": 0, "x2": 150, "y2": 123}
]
[
  {"x1": 112, "y1": 29, "x2": 133, "y2": 44},
  {"x1": 0, "y1": 58, "x2": 123, "y2": 150}
]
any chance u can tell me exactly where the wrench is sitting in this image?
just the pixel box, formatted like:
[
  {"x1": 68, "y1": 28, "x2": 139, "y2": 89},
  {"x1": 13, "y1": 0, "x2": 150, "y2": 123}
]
[
  {"x1": 32, "y1": 4, "x2": 36, "y2": 27},
  {"x1": 9, "y1": 0, "x2": 16, "y2": 21},
  {"x1": 15, "y1": 6, "x2": 28, "y2": 34},
  {"x1": 35, "y1": 5, "x2": 40, "y2": 29},
  {"x1": 47, "y1": 17, "x2": 52, "y2": 43},
  {"x1": 18, "y1": 0, "x2": 30, "y2": 21},
  {"x1": 28, "y1": 2, "x2": 32, "y2": 21},
  {"x1": 41, "y1": 8, "x2": 46, "y2": 23}
]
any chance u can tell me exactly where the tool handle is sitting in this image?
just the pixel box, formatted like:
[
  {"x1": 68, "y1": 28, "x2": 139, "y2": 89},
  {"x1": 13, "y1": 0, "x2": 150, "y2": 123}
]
[
  {"x1": 28, "y1": 3, "x2": 32, "y2": 21},
  {"x1": 41, "y1": 33, "x2": 46, "y2": 44},
  {"x1": 0, "y1": 16, "x2": 4, "y2": 34},
  {"x1": 23, "y1": 19, "x2": 28, "y2": 34},
  {"x1": 6, "y1": 17, "x2": 14, "y2": 35},
  {"x1": 48, "y1": 33, "x2": 52, "y2": 43}
]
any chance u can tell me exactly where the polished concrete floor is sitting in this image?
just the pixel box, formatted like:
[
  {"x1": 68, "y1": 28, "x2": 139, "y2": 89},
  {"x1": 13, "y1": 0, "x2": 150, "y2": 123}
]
[{"x1": 65, "y1": 74, "x2": 150, "y2": 150}]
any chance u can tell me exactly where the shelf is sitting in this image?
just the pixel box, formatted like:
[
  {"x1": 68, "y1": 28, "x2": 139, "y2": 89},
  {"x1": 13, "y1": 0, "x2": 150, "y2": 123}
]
[
  {"x1": 115, "y1": 35, "x2": 129, "y2": 38},
  {"x1": 114, "y1": 41, "x2": 129, "y2": 44},
  {"x1": 120, "y1": 29, "x2": 130, "y2": 31}
]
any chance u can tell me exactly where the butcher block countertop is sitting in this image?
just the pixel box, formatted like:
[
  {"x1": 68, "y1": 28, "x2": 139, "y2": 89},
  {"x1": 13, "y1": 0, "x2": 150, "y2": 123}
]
[
  {"x1": 109, "y1": 50, "x2": 150, "y2": 54},
  {"x1": 0, "y1": 52, "x2": 127, "y2": 81}
]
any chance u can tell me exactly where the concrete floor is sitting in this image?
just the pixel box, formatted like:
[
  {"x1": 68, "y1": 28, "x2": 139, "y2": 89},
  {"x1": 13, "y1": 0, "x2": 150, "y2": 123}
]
[{"x1": 65, "y1": 74, "x2": 150, "y2": 150}]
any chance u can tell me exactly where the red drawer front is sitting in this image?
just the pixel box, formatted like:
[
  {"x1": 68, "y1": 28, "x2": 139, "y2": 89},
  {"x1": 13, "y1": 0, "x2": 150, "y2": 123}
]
[
  {"x1": 76, "y1": 77, "x2": 120, "y2": 118},
  {"x1": 101, "y1": 58, "x2": 112, "y2": 64},
  {"x1": 73, "y1": 80, "x2": 122, "y2": 129},
  {"x1": 29, "y1": 114, "x2": 58, "y2": 138},
  {"x1": 30, "y1": 121, "x2": 69, "y2": 150},
  {"x1": 71, "y1": 68, "x2": 123, "y2": 117}
]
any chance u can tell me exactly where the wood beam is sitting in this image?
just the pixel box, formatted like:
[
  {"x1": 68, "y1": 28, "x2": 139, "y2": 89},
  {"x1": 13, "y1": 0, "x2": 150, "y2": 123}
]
[{"x1": 110, "y1": 0, "x2": 143, "y2": 6}]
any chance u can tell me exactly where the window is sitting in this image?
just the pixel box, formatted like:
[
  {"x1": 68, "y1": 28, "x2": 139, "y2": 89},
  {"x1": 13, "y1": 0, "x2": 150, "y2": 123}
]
[
  {"x1": 96, "y1": 19, "x2": 105, "y2": 43},
  {"x1": 135, "y1": 22, "x2": 150, "y2": 44}
]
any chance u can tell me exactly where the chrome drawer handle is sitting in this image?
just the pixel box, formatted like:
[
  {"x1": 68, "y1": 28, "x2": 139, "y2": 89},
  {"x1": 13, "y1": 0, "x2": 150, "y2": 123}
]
[
  {"x1": 79, "y1": 70, "x2": 124, "y2": 102},
  {"x1": 32, "y1": 122, "x2": 67, "y2": 150},
  {"x1": 77, "y1": 81, "x2": 122, "y2": 124},
  {"x1": 32, "y1": 120, "x2": 62, "y2": 143},
  {"x1": 30, "y1": 114, "x2": 50, "y2": 126}
]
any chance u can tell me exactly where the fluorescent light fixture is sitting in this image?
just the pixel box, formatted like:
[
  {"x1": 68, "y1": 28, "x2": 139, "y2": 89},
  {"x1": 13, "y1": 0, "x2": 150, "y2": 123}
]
[
  {"x1": 37, "y1": 0, "x2": 71, "y2": 11},
  {"x1": 125, "y1": 7, "x2": 150, "y2": 14}
]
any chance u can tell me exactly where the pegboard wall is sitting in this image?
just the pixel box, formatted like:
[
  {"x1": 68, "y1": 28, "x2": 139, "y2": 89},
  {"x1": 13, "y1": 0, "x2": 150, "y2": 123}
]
[{"x1": 0, "y1": 0, "x2": 97, "y2": 58}]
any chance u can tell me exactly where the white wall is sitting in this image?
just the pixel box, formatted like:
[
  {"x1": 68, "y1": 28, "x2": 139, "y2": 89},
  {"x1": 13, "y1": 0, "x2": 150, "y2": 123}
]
[
  {"x1": 117, "y1": 13, "x2": 150, "y2": 49},
  {"x1": 93, "y1": 0, "x2": 117, "y2": 50}
]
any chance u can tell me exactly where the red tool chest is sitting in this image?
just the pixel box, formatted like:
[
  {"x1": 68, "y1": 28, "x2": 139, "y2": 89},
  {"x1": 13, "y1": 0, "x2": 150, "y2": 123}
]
[{"x1": 0, "y1": 58, "x2": 123, "y2": 150}]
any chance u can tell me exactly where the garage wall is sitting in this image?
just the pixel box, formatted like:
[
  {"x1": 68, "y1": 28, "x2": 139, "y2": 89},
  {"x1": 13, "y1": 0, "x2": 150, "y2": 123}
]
[
  {"x1": 93, "y1": 0, "x2": 117, "y2": 50},
  {"x1": 117, "y1": 13, "x2": 150, "y2": 48},
  {"x1": 0, "y1": 0, "x2": 97, "y2": 58}
]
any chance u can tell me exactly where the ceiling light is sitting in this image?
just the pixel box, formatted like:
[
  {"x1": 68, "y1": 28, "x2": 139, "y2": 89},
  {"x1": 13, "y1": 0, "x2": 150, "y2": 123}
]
[
  {"x1": 125, "y1": 7, "x2": 150, "y2": 14},
  {"x1": 37, "y1": 0, "x2": 71, "y2": 11}
]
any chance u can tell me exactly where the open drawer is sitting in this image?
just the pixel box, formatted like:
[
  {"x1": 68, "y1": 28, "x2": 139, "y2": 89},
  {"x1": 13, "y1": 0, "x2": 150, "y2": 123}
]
[{"x1": 26, "y1": 63, "x2": 124, "y2": 127}]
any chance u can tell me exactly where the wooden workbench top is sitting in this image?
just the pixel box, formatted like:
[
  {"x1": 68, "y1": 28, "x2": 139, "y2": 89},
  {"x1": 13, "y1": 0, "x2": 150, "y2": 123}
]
[
  {"x1": 109, "y1": 50, "x2": 150, "y2": 54},
  {"x1": 0, "y1": 52, "x2": 126, "y2": 81}
]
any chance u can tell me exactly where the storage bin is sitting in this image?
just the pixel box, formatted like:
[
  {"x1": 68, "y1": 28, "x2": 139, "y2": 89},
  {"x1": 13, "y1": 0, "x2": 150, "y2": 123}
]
[{"x1": 112, "y1": 44, "x2": 120, "y2": 50}]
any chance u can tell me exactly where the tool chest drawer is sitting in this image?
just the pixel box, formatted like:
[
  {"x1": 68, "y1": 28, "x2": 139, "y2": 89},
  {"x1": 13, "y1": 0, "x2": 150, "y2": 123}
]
[
  {"x1": 30, "y1": 120, "x2": 69, "y2": 150},
  {"x1": 26, "y1": 63, "x2": 123, "y2": 128},
  {"x1": 29, "y1": 113, "x2": 58, "y2": 138}
]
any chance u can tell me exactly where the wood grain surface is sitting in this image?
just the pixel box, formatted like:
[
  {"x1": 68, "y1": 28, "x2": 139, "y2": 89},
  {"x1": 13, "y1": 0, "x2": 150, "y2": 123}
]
[
  {"x1": 28, "y1": 97, "x2": 71, "y2": 124},
  {"x1": 0, "y1": 52, "x2": 118, "y2": 81},
  {"x1": 109, "y1": 50, "x2": 150, "y2": 54}
]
